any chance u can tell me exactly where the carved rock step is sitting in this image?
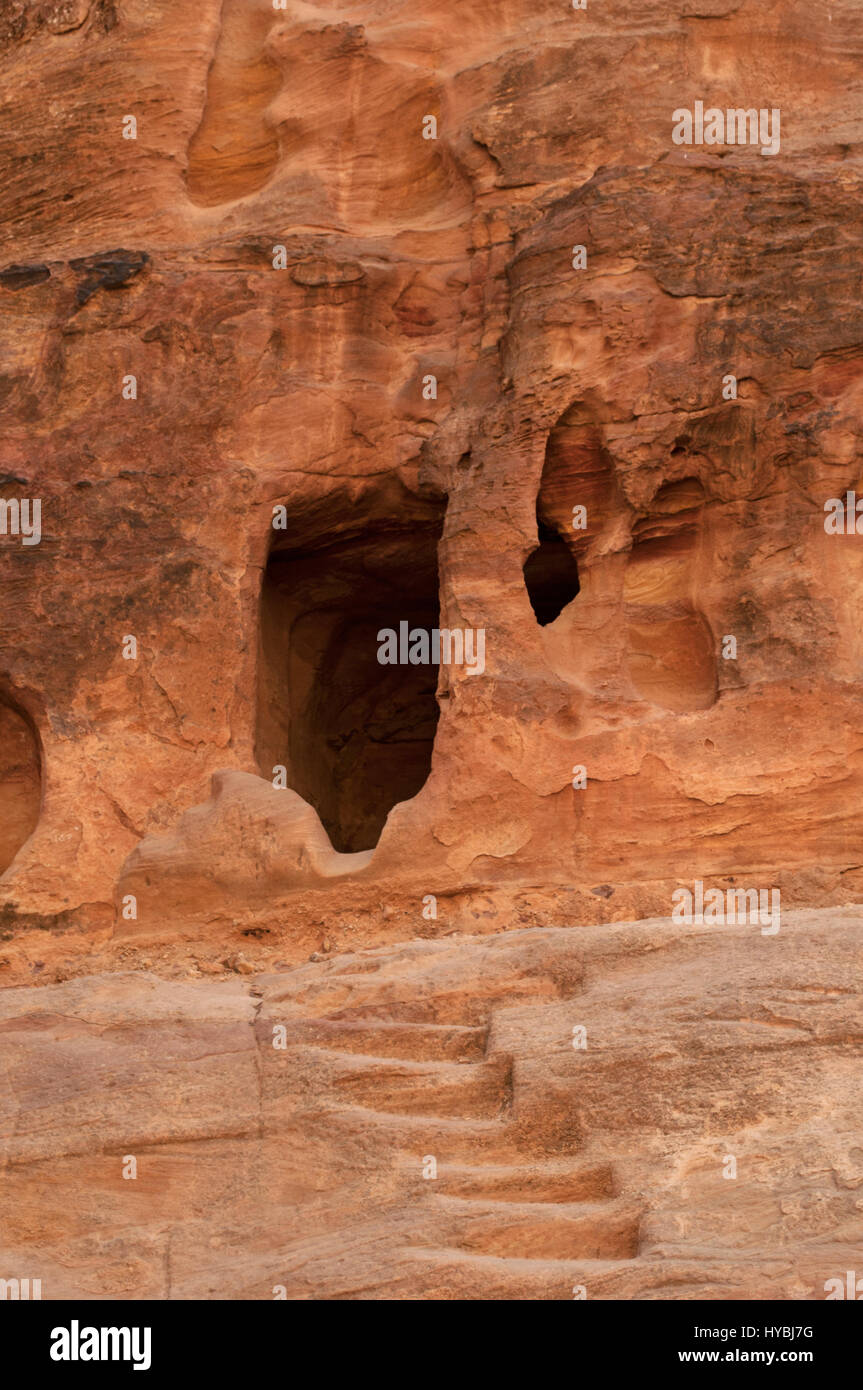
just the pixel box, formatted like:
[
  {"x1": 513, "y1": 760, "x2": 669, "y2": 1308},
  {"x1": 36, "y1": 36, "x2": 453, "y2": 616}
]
[
  {"x1": 330, "y1": 1106, "x2": 524, "y2": 1163},
  {"x1": 425, "y1": 1196, "x2": 641, "y2": 1261},
  {"x1": 287, "y1": 967, "x2": 580, "y2": 1026},
  {"x1": 389, "y1": 1250, "x2": 807, "y2": 1302},
  {"x1": 322, "y1": 1051, "x2": 513, "y2": 1119},
  {"x1": 380, "y1": 1251, "x2": 646, "y2": 1301},
  {"x1": 280, "y1": 1018, "x2": 489, "y2": 1062},
  {"x1": 434, "y1": 1159, "x2": 616, "y2": 1203}
]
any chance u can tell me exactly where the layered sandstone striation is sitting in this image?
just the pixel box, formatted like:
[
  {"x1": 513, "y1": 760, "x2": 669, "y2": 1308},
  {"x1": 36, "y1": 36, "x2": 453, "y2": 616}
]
[{"x1": 0, "y1": 0, "x2": 862, "y2": 1300}]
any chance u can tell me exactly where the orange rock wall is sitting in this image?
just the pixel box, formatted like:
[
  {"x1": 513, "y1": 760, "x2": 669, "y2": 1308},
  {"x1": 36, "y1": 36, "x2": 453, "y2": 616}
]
[{"x1": 1, "y1": 0, "x2": 862, "y2": 945}]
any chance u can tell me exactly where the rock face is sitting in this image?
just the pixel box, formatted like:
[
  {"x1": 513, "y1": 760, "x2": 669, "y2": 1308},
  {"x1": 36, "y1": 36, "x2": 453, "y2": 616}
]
[
  {"x1": 0, "y1": 0, "x2": 862, "y2": 1301},
  {"x1": 0, "y1": 0, "x2": 862, "y2": 941},
  {"x1": 2, "y1": 913, "x2": 861, "y2": 1299}
]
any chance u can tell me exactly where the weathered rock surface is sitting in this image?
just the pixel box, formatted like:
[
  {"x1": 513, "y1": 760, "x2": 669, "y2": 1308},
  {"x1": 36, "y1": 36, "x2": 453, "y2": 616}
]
[
  {"x1": 0, "y1": 0, "x2": 862, "y2": 1304},
  {"x1": 1, "y1": 914, "x2": 861, "y2": 1299},
  {"x1": 0, "y1": 1, "x2": 862, "y2": 949}
]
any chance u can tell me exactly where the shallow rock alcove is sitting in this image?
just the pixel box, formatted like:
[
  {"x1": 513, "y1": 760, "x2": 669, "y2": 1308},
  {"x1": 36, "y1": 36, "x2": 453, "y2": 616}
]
[
  {"x1": 524, "y1": 401, "x2": 614, "y2": 626},
  {"x1": 624, "y1": 477, "x2": 717, "y2": 712}
]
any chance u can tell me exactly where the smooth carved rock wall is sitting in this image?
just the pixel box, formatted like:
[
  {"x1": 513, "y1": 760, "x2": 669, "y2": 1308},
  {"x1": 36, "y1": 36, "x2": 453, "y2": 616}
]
[{"x1": 0, "y1": 1, "x2": 862, "y2": 948}]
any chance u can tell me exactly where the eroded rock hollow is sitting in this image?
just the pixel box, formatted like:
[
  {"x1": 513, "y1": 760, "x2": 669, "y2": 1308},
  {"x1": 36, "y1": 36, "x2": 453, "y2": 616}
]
[
  {"x1": 257, "y1": 485, "x2": 446, "y2": 852},
  {"x1": 0, "y1": 693, "x2": 41, "y2": 876}
]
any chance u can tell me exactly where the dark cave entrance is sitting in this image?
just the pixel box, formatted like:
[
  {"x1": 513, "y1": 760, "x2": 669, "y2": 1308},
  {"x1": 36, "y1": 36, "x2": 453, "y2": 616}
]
[
  {"x1": 523, "y1": 519, "x2": 581, "y2": 626},
  {"x1": 524, "y1": 401, "x2": 620, "y2": 626},
  {"x1": 0, "y1": 694, "x2": 41, "y2": 876},
  {"x1": 256, "y1": 485, "x2": 447, "y2": 853}
]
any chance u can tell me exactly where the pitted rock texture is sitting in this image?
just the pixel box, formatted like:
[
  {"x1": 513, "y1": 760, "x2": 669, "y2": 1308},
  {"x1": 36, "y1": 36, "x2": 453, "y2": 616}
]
[
  {"x1": 1, "y1": 915, "x2": 861, "y2": 1299},
  {"x1": 0, "y1": 1, "x2": 862, "y2": 948}
]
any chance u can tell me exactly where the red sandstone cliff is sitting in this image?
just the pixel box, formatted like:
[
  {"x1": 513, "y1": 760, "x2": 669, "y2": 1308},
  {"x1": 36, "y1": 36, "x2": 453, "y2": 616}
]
[{"x1": 0, "y1": 0, "x2": 861, "y2": 1301}]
